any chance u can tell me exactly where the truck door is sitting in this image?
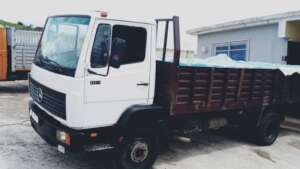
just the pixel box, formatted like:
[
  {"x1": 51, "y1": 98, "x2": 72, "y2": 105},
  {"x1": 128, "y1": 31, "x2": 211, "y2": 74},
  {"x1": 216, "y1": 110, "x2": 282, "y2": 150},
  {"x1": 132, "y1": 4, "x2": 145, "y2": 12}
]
[{"x1": 84, "y1": 20, "x2": 152, "y2": 122}]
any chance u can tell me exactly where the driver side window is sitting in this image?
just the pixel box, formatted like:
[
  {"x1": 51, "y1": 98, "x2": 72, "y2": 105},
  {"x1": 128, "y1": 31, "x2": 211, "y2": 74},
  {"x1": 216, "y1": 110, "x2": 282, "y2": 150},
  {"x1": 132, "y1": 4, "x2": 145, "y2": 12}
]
[{"x1": 90, "y1": 24, "x2": 112, "y2": 68}]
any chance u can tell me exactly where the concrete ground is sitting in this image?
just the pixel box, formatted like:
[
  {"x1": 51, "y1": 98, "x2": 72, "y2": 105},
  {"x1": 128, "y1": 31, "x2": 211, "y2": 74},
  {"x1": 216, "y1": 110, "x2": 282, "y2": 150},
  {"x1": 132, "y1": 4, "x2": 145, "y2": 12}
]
[{"x1": 1, "y1": 81, "x2": 300, "y2": 169}]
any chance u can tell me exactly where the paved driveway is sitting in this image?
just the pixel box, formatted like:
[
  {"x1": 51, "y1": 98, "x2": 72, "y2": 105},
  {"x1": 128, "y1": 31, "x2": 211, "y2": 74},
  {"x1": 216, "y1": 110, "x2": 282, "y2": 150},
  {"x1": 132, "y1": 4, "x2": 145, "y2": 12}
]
[{"x1": 1, "y1": 81, "x2": 300, "y2": 169}]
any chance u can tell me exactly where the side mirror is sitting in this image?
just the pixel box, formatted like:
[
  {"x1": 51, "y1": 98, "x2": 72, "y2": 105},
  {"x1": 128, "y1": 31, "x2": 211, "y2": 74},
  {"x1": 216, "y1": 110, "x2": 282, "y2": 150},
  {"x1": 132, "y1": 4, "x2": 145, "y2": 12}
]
[
  {"x1": 110, "y1": 37, "x2": 126, "y2": 69},
  {"x1": 110, "y1": 54, "x2": 121, "y2": 69}
]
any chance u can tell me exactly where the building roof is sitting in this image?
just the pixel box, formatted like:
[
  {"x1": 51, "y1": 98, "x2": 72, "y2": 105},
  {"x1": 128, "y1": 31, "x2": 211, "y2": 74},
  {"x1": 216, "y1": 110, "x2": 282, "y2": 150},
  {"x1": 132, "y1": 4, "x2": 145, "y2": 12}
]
[{"x1": 188, "y1": 10, "x2": 300, "y2": 35}]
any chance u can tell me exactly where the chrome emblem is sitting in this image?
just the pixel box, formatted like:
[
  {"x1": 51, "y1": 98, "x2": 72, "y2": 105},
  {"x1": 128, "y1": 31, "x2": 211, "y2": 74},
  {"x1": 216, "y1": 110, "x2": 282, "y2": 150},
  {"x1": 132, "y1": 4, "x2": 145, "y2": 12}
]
[{"x1": 37, "y1": 88, "x2": 43, "y2": 103}]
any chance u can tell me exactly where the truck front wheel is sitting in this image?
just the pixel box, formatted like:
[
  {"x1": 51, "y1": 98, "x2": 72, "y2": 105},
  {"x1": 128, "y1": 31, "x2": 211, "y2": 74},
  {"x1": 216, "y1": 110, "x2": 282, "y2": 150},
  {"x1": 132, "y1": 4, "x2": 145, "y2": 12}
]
[
  {"x1": 255, "y1": 113, "x2": 281, "y2": 146},
  {"x1": 116, "y1": 132, "x2": 158, "y2": 169}
]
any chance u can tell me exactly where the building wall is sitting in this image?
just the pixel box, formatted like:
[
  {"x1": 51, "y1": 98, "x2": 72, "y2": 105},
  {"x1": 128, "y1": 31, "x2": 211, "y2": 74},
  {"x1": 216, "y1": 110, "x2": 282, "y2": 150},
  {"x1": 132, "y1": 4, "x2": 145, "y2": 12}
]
[
  {"x1": 156, "y1": 48, "x2": 195, "y2": 61},
  {"x1": 197, "y1": 24, "x2": 287, "y2": 64}
]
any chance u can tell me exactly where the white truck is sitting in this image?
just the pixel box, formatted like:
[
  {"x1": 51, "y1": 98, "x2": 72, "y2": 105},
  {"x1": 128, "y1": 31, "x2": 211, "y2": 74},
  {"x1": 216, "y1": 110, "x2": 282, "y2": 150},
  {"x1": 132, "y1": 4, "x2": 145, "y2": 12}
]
[{"x1": 29, "y1": 12, "x2": 297, "y2": 169}]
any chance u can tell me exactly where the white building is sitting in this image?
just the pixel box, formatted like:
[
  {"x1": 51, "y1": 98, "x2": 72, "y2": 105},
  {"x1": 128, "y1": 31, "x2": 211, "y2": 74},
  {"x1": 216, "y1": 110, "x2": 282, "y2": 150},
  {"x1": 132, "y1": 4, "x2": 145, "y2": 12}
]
[
  {"x1": 156, "y1": 48, "x2": 195, "y2": 61},
  {"x1": 188, "y1": 11, "x2": 300, "y2": 65}
]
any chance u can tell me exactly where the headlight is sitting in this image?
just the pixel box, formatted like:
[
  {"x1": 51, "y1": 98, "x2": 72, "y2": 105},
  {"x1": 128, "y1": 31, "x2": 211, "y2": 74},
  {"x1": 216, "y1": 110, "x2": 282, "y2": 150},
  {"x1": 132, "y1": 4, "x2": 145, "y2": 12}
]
[{"x1": 56, "y1": 130, "x2": 71, "y2": 146}]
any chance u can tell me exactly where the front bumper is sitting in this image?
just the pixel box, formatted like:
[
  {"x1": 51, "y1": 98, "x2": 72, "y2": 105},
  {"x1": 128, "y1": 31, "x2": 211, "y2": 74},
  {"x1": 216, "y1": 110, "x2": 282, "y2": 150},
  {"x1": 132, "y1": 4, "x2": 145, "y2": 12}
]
[{"x1": 29, "y1": 101, "x2": 116, "y2": 153}]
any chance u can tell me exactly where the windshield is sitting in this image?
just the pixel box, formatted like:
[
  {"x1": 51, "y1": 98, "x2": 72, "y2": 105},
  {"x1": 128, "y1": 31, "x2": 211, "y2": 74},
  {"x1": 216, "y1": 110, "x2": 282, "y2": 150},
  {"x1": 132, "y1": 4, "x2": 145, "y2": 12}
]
[{"x1": 35, "y1": 16, "x2": 90, "y2": 76}]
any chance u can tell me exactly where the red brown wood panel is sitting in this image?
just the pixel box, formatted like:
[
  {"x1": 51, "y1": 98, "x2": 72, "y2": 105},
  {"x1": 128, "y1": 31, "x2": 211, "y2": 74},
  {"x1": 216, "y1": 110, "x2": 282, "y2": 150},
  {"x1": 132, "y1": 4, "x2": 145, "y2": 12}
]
[
  {"x1": 173, "y1": 67, "x2": 280, "y2": 115},
  {"x1": 154, "y1": 62, "x2": 282, "y2": 116}
]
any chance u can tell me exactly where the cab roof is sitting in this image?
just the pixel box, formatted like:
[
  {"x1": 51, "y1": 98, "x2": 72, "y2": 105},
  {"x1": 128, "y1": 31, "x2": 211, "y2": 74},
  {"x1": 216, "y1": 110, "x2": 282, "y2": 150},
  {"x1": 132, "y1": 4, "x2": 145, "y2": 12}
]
[{"x1": 50, "y1": 11, "x2": 155, "y2": 26}]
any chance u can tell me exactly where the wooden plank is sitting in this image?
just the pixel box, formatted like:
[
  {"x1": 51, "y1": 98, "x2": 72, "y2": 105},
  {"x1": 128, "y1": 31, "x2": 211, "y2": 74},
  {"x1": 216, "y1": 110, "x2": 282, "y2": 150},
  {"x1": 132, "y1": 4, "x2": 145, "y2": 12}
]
[
  {"x1": 222, "y1": 69, "x2": 230, "y2": 105},
  {"x1": 236, "y1": 69, "x2": 245, "y2": 102},
  {"x1": 189, "y1": 69, "x2": 196, "y2": 103},
  {"x1": 206, "y1": 68, "x2": 215, "y2": 107},
  {"x1": 261, "y1": 71, "x2": 267, "y2": 105}
]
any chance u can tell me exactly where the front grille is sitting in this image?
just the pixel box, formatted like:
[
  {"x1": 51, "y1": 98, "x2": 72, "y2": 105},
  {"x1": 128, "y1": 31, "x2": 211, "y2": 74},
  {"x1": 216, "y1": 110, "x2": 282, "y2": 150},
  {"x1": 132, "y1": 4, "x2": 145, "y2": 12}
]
[{"x1": 29, "y1": 76, "x2": 66, "y2": 120}]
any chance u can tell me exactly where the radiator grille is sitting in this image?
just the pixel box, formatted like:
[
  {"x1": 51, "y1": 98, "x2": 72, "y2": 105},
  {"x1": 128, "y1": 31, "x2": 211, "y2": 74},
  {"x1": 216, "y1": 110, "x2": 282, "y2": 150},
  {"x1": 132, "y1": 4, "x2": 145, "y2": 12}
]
[{"x1": 29, "y1": 76, "x2": 66, "y2": 120}]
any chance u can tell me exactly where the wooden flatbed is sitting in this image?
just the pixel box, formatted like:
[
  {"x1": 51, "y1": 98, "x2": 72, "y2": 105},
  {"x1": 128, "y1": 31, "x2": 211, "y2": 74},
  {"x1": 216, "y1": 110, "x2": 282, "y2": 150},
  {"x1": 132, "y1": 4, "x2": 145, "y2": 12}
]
[{"x1": 155, "y1": 61, "x2": 290, "y2": 116}]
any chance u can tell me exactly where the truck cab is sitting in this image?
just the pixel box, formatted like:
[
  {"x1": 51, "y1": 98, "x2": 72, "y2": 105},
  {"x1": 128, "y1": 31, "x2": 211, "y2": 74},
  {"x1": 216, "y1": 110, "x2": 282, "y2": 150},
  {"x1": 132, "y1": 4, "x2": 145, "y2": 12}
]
[
  {"x1": 29, "y1": 12, "x2": 162, "y2": 169},
  {"x1": 30, "y1": 12, "x2": 156, "y2": 128}
]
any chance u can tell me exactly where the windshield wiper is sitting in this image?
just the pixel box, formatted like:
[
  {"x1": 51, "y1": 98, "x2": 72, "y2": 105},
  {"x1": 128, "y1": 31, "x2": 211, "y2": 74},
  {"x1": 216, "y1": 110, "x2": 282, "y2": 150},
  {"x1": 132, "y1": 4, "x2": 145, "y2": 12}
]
[
  {"x1": 34, "y1": 55, "x2": 44, "y2": 66},
  {"x1": 43, "y1": 57, "x2": 64, "y2": 73}
]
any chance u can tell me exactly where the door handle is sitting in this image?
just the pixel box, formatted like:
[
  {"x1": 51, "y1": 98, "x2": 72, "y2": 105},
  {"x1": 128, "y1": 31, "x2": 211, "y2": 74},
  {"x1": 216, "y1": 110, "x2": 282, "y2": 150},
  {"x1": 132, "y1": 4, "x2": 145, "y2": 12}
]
[{"x1": 137, "y1": 82, "x2": 149, "y2": 86}]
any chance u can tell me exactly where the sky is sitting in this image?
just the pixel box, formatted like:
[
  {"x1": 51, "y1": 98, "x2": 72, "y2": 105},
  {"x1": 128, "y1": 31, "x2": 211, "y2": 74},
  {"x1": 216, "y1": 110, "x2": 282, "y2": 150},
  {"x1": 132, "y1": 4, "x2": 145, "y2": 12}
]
[{"x1": 1, "y1": 0, "x2": 300, "y2": 51}]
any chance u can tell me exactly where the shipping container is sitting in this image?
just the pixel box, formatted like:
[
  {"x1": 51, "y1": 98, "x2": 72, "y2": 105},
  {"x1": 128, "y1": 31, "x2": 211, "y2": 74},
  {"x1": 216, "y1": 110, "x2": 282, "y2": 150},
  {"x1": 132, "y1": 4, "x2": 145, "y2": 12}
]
[{"x1": 0, "y1": 28, "x2": 42, "y2": 81}]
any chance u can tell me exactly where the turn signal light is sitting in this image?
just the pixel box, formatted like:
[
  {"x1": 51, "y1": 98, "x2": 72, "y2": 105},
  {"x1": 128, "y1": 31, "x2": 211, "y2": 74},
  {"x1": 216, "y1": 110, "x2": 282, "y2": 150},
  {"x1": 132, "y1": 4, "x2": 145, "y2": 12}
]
[
  {"x1": 56, "y1": 130, "x2": 71, "y2": 145},
  {"x1": 90, "y1": 132, "x2": 98, "y2": 139}
]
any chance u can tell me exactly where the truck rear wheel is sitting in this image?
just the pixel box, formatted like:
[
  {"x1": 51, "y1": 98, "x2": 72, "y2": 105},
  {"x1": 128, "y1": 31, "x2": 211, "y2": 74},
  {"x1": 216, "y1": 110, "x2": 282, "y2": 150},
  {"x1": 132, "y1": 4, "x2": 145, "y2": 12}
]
[
  {"x1": 255, "y1": 113, "x2": 281, "y2": 146},
  {"x1": 116, "y1": 132, "x2": 158, "y2": 169}
]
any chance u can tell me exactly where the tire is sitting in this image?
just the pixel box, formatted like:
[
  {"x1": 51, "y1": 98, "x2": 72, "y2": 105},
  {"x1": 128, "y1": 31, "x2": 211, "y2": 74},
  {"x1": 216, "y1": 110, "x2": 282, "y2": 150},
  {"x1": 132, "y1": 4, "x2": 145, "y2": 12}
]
[
  {"x1": 255, "y1": 113, "x2": 281, "y2": 146},
  {"x1": 115, "y1": 131, "x2": 158, "y2": 169}
]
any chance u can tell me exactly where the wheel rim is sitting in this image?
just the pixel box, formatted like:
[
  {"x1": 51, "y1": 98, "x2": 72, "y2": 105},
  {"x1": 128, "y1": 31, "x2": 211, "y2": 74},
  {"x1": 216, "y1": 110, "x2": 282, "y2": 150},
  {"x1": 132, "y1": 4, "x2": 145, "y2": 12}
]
[
  {"x1": 266, "y1": 120, "x2": 279, "y2": 141},
  {"x1": 130, "y1": 140, "x2": 149, "y2": 164}
]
